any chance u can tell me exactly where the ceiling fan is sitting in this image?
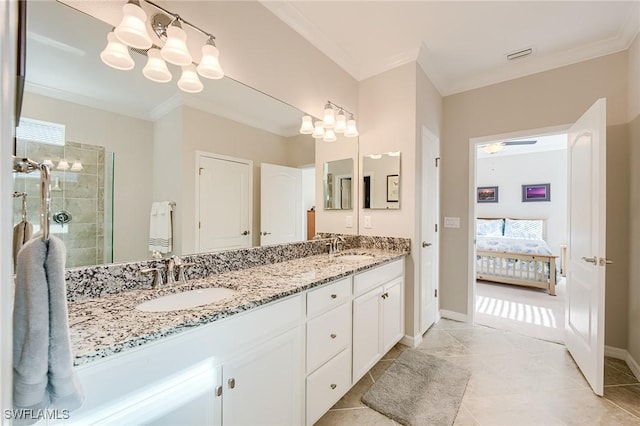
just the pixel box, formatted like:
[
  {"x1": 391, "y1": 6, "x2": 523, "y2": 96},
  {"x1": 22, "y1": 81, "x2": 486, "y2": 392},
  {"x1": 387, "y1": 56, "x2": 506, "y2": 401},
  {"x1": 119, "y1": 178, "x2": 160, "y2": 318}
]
[{"x1": 481, "y1": 140, "x2": 537, "y2": 154}]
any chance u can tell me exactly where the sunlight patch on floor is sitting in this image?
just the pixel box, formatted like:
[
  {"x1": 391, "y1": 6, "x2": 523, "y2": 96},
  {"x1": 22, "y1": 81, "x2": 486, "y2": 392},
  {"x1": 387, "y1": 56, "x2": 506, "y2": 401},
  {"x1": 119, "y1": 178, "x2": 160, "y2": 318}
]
[{"x1": 476, "y1": 295, "x2": 558, "y2": 328}]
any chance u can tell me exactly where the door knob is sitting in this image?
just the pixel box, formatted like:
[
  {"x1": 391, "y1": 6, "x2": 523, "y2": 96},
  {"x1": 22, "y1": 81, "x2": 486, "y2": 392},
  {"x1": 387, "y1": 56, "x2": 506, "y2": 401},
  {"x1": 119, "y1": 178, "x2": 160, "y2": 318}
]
[
  {"x1": 581, "y1": 256, "x2": 597, "y2": 264},
  {"x1": 422, "y1": 242, "x2": 432, "y2": 248},
  {"x1": 261, "y1": 231, "x2": 272, "y2": 236},
  {"x1": 242, "y1": 230, "x2": 250, "y2": 236},
  {"x1": 599, "y1": 258, "x2": 613, "y2": 266}
]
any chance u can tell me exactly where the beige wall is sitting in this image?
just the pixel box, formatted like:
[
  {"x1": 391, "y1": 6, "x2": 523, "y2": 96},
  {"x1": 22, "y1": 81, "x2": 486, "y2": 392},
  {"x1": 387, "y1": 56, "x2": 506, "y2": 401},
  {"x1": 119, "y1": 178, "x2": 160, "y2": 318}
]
[
  {"x1": 441, "y1": 51, "x2": 630, "y2": 348},
  {"x1": 21, "y1": 92, "x2": 154, "y2": 263},
  {"x1": 628, "y1": 33, "x2": 640, "y2": 363}
]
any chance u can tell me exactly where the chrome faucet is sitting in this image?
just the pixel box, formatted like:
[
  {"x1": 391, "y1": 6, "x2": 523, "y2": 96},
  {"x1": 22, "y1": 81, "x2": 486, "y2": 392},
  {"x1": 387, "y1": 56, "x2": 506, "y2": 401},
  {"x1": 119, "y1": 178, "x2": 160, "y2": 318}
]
[
  {"x1": 175, "y1": 256, "x2": 196, "y2": 283},
  {"x1": 327, "y1": 235, "x2": 347, "y2": 255},
  {"x1": 166, "y1": 256, "x2": 177, "y2": 285}
]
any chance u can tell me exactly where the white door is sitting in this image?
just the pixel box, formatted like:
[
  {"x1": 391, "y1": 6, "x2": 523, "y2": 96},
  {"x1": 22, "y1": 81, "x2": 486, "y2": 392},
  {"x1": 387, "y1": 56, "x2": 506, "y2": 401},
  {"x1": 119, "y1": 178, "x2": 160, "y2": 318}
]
[
  {"x1": 260, "y1": 163, "x2": 302, "y2": 245},
  {"x1": 197, "y1": 154, "x2": 252, "y2": 252},
  {"x1": 565, "y1": 98, "x2": 607, "y2": 396},
  {"x1": 420, "y1": 127, "x2": 440, "y2": 333},
  {"x1": 222, "y1": 328, "x2": 303, "y2": 426}
]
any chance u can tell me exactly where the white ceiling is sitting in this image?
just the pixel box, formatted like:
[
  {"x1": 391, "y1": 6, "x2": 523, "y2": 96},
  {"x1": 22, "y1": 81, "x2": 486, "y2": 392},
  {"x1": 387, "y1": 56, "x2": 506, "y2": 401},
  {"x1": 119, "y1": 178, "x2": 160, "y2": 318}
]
[
  {"x1": 477, "y1": 133, "x2": 567, "y2": 159},
  {"x1": 261, "y1": 1, "x2": 640, "y2": 95}
]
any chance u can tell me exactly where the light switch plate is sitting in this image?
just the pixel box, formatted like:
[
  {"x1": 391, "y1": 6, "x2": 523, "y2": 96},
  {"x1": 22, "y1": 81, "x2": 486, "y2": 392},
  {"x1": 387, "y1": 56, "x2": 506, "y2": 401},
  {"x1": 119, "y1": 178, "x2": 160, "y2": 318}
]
[
  {"x1": 346, "y1": 216, "x2": 353, "y2": 228},
  {"x1": 364, "y1": 215, "x2": 372, "y2": 229},
  {"x1": 444, "y1": 217, "x2": 461, "y2": 228}
]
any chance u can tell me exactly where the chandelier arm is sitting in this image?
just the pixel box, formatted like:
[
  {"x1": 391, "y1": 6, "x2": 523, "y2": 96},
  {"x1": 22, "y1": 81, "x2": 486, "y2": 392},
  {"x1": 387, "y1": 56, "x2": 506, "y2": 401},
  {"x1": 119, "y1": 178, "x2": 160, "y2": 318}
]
[{"x1": 144, "y1": 0, "x2": 216, "y2": 40}]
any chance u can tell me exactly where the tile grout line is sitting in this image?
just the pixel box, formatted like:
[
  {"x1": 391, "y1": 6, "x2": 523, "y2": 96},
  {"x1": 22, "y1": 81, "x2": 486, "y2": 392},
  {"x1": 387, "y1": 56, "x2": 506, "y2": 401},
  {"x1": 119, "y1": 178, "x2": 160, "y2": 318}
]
[
  {"x1": 601, "y1": 395, "x2": 640, "y2": 420},
  {"x1": 604, "y1": 382, "x2": 640, "y2": 388}
]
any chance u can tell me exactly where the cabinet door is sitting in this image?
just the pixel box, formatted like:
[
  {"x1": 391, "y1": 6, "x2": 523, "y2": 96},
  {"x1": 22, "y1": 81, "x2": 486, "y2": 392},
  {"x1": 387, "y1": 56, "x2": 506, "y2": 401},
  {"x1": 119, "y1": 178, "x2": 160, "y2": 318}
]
[
  {"x1": 223, "y1": 327, "x2": 303, "y2": 426},
  {"x1": 352, "y1": 286, "x2": 383, "y2": 382},
  {"x1": 382, "y1": 277, "x2": 404, "y2": 353}
]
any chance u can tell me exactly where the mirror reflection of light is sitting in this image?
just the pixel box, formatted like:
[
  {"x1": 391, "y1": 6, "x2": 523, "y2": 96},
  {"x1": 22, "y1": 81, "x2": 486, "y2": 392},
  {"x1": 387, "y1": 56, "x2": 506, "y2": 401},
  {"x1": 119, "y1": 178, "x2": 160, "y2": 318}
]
[{"x1": 476, "y1": 295, "x2": 557, "y2": 328}]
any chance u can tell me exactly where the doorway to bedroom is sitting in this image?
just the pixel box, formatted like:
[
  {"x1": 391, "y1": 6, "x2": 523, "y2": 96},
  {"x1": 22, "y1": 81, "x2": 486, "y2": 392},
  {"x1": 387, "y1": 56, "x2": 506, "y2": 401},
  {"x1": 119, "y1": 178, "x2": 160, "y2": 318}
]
[{"x1": 471, "y1": 131, "x2": 568, "y2": 344}]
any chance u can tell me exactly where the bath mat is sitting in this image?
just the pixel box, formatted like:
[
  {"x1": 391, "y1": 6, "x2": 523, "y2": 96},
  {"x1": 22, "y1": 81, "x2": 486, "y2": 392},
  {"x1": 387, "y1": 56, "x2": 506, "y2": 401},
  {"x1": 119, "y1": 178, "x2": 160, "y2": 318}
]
[{"x1": 362, "y1": 349, "x2": 470, "y2": 426}]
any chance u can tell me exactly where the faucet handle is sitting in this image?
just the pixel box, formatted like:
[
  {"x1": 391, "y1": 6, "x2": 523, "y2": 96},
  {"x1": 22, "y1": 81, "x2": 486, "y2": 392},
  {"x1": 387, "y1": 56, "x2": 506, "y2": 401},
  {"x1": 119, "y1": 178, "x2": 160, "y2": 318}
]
[
  {"x1": 176, "y1": 262, "x2": 195, "y2": 283},
  {"x1": 141, "y1": 267, "x2": 163, "y2": 289}
]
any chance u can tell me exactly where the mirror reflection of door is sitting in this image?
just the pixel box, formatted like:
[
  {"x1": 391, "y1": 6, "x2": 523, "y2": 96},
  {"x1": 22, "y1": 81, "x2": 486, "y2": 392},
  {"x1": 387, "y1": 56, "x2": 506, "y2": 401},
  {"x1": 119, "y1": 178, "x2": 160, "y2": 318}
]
[
  {"x1": 340, "y1": 177, "x2": 352, "y2": 209},
  {"x1": 363, "y1": 176, "x2": 371, "y2": 209}
]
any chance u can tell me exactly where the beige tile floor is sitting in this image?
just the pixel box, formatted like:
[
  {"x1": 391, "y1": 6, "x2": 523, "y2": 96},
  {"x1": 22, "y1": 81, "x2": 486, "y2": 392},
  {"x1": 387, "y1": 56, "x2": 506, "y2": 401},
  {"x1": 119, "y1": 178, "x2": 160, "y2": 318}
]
[{"x1": 315, "y1": 319, "x2": 640, "y2": 425}]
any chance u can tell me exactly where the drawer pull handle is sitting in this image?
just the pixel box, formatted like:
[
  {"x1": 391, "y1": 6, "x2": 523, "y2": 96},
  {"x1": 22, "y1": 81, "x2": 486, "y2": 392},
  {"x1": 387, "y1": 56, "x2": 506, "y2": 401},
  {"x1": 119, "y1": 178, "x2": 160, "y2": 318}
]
[
  {"x1": 330, "y1": 384, "x2": 337, "y2": 390},
  {"x1": 216, "y1": 385, "x2": 222, "y2": 397},
  {"x1": 330, "y1": 294, "x2": 337, "y2": 299},
  {"x1": 228, "y1": 378, "x2": 236, "y2": 389},
  {"x1": 330, "y1": 333, "x2": 337, "y2": 339}
]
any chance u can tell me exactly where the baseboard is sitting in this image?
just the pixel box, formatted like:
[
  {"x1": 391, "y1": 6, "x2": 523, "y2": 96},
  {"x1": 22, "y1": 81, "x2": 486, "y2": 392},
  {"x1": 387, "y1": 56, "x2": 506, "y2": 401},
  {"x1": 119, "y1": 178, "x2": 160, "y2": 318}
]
[
  {"x1": 604, "y1": 346, "x2": 640, "y2": 381},
  {"x1": 401, "y1": 333, "x2": 423, "y2": 348},
  {"x1": 605, "y1": 345, "x2": 628, "y2": 360},
  {"x1": 439, "y1": 309, "x2": 468, "y2": 323},
  {"x1": 626, "y1": 352, "x2": 640, "y2": 381}
]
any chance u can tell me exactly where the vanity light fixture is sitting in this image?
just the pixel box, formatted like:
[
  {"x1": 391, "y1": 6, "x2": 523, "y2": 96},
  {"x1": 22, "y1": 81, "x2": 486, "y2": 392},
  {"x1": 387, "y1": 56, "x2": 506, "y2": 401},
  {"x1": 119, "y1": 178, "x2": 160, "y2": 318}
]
[
  {"x1": 70, "y1": 160, "x2": 84, "y2": 172},
  {"x1": 368, "y1": 154, "x2": 382, "y2": 160},
  {"x1": 42, "y1": 159, "x2": 54, "y2": 168},
  {"x1": 302, "y1": 100, "x2": 359, "y2": 140},
  {"x1": 100, "y1": 0, "x2": 224, "y2": 94},
  {"x1": 483, "y1": 143, "x2": 504, "y2": 154},
  {"x1": 56, "y1": 159, "x2": 70, "y2": 171},
  {"x1": 387, "y1": 151, "x2": 401, "y2": 157}
]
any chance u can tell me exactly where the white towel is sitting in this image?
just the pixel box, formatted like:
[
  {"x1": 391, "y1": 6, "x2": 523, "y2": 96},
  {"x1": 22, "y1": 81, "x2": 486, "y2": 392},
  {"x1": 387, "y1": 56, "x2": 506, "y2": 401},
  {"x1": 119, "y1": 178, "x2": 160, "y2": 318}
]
[
  {"x1": 13, "y1": 235, "x2": 85, "y2": 420},
  {"x1": 13, "y1": 220, "x2": 33, "y2": 271},
  {"x1": 149, "y1": 201, "x2": 173, "y2": 254}
]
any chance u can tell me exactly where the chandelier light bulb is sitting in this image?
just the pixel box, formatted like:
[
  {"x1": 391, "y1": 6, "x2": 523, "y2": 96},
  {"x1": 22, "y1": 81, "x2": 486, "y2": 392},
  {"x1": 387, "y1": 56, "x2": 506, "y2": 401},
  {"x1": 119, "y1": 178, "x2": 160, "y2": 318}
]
[
  {"x1": 197, "y1": 39, "x2": 224, "y2": 79},
  {"x1": 100, "y1": 31, "x2": 135, "y2": 71},
  {"x1": 312, "y1": 121, "x2": 325, "y2": 139},
  {"x1": 334, "y1": 109, "x2": 347, "y2": 133},
  {"x1": 178, "y1": 64, "x2": 203, "y2": 93},
  {"x1": 114, "y1": 0, "x2": 152, "y2": 49},
  {"x1": 299, "y1": 115, "x2": 314, "y2": 134},
  {"x1": 161, "y1": 21, "x2": 192, "y2": 66},
  {"x1": 344, "y1": 114, "x2": 359, "y2": 137},
  {"x1": 56, "y1": 159, "x2": 70, "y2": 171},
  {"x1": 323, "y1": 102, "x2": 336, "y2": 129},
  {"x1": 143, "y1": 48, "x2": 172, "y2": 83},
  {"x1": 323, "y1": 128, "x2": 337, "y2": 142}
]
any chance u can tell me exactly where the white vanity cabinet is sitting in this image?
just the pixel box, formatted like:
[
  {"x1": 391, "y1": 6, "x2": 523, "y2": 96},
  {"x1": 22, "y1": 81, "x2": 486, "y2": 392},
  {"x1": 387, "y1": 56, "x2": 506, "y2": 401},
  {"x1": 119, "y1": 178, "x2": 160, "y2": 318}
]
[
  {"x1": 352, "y1": 259, "x2": 404, "y2": 382},
  {"x1": 305, "y1": 277, "x2": 352, "y2": 425},
  {"x1": 67, "y1": 295, "x2": 304, "y2": 426}
]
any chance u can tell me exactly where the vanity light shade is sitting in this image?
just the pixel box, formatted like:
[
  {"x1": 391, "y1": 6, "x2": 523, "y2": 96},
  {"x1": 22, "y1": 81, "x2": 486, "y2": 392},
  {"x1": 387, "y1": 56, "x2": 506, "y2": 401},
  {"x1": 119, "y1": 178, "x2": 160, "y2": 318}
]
[
  {"x1": 323, "y1": 128, "x2": 337, "y2": 142},
  {"x1": 161, "y1": 24, "x2": 192, "y2": 66},
  {"x1": 197, "y1": 42, "x2": 224, "y2": 79},
  {"x1": 100, "y1": 32, "x2": 135, "y2": 71},
  {"x1": 114, "y1": 2, "x2": 152, "y2": 49},
  {"x1": 344, "y1": 116, "x2": 359, "y2": 137},
  {"x1": 178, "y1": 64, "x2": 203, "y2": 93},
  {"x1": 334, "y1": 109, "x2": 347, "y2": 133},
  {"x1": 312, "y1": 120, "x2": 325, "y2": 138},
  {"x1": 143, "y1": 48, "x2": 172, "y2": 83},
  {"x1": 56, "y1": 159, "x2": 70, "y2": 171},
  {"x1": 70, "y1": 160, "x2": 83, "y2": 172},
  {"x1": 42, "y1": 159, "x2": 54, "y2": 168},
  {"x1": 299, "y1": 115, "x2": 314, "y2": 134},
  {"x1": 323, "y1": 103, "x2": 336, "y2": 129}
]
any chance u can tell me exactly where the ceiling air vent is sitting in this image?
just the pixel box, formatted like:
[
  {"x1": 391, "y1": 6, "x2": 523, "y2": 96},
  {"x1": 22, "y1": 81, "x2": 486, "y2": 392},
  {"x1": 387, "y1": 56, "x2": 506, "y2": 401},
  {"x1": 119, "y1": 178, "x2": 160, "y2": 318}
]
[
  {"x1": 16, "y1": 117, "x2": 66, "y2": 146},
  {"x1": 506, "y1": 47, "x2": 533, "y2": 61}
]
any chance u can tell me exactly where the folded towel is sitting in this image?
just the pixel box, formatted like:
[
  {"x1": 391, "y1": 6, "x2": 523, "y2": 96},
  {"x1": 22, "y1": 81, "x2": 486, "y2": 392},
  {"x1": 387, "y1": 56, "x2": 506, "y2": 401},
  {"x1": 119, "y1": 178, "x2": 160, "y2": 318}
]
[
  {"x1": 13, "y1": 235, "x2": 84, "y2": 420},
  {"x1": 12, "y1": 220, "x2": 33, "y2": 271},
  {"x1": 149, "y1": 201, "x2": 173, "y2": 254}
]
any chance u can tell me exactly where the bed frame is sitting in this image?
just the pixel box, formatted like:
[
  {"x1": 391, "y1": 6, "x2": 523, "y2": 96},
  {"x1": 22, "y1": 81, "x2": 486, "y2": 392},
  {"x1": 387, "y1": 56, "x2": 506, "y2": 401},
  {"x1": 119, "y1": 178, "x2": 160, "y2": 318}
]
[{"x1": 477, "y1": 250, "x2": 558, "y2": 296}]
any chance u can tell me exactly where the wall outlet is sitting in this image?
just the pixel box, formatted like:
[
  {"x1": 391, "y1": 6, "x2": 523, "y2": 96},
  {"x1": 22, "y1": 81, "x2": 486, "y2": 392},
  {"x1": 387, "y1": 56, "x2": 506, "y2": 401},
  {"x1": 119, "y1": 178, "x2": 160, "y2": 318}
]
[
  {"x1": 444, "y1": 217, "x2": 461, "y2": 228},
  {"x1": 346, "y1": 216, "x2": 353, "y2": 228},
  {"x1": 364, "y1": 215, "x2": 372, "y2": 229}
]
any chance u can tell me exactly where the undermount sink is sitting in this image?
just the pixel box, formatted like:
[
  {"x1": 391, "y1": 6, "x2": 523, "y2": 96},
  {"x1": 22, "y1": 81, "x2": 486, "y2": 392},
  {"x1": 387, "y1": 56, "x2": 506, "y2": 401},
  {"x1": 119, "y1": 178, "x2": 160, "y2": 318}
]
[
  {"x1": 136, "y1": 287, "x2": 237, "y2": 312},
  {"x1": 334, "y1": 254, "x2": 374, "y2": 262}
]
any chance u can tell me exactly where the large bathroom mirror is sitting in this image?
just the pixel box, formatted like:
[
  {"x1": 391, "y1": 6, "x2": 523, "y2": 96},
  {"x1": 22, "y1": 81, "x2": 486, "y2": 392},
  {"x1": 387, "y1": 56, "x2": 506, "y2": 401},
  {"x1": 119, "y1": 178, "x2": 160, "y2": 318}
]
[
  {"x1": 362, "y1": 152, "x2": 401, "y2": 210},
  {"x1": 16, "y1": 0, "x2": 320, "y2": 268},
  {"x1": 323, "y1": 159, "x2": 354, "y2": 210}
]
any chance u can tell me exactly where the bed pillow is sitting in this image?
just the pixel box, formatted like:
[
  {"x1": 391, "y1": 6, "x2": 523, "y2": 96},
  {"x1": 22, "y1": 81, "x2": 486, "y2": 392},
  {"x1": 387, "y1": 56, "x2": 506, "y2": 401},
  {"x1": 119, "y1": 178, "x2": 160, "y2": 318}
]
[
  {"x1": 477, "y1": 219, "x2": 504, "y2": 237},
  {"x1": 504, "y1": 219, "x2": 543, "y2": 240}
]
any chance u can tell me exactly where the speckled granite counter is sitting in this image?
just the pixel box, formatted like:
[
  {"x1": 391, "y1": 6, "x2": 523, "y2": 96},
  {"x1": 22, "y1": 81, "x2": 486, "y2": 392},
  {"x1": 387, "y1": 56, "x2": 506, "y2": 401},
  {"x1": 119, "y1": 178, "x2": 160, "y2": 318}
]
[{"x1": 69, "y1": 249, "x2": 407, "y2": 366}]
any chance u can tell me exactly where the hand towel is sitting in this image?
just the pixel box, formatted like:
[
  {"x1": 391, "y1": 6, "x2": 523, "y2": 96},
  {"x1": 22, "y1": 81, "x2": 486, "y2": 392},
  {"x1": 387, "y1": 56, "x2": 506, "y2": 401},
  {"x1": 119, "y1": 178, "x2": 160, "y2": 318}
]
[
  {"x1": 12, "y1": 220, "x2": 33, "y2": 271},
  {"x1": 13, "y1": 235, "x2": 85, "y2": 419},
  {"x1": 149, "y1": 201, "x2": 173, "y2": 254}
]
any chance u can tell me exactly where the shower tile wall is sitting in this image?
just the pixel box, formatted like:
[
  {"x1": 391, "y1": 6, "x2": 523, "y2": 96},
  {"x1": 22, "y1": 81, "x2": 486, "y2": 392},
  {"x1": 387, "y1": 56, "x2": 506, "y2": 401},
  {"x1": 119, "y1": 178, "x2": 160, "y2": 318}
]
[{"x1": 14, "y1": 140, "x2": 110, "y2": 268}]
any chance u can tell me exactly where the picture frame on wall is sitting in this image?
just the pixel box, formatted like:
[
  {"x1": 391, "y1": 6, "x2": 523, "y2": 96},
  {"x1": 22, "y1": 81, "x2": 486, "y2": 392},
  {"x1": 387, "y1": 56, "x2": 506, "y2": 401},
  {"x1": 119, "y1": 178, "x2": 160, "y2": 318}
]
[
  {"x1": 386, "y1": 174, "x2": 399, "y2": 202},
  {"x1": 477, "y1": 186, "x2": 499, "y2": 203},
  {"x1": 522, "y1": 183, "x2": 551, "y2": 202}
]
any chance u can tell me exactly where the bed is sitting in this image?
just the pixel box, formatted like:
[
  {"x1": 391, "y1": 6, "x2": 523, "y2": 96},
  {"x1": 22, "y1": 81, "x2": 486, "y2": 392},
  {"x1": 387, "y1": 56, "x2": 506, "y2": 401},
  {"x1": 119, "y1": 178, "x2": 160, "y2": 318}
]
[{"x1": 476, "y1": 218, "x2": 559, "y2": 296}]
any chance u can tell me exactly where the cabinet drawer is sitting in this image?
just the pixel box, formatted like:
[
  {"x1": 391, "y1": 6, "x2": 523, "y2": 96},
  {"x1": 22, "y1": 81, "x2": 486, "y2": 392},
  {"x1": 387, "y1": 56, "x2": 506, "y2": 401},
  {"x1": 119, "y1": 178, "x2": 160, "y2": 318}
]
[
  {"x1": 306, "y1": 349, "x2": 351, "y2": 426},
  {"x1": 307, "y1": 277, "x2": 351, "y2": 318},
  {"x1": 353, "y1": 259, "x2": 403, "y2": 296},
  {"x1": 306, "y1": 303, "x2": 351, "y2": 373}
]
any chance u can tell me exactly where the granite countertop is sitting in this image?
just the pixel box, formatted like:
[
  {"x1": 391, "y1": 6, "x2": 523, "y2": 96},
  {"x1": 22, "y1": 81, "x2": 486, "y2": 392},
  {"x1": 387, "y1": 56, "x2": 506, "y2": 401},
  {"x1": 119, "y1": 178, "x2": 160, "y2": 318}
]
[{"x1": 69, "y1": 249, "x2": 407, "y2": 366}]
